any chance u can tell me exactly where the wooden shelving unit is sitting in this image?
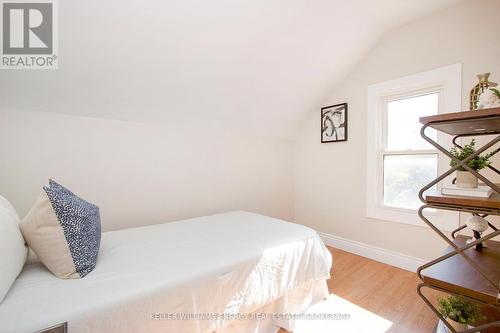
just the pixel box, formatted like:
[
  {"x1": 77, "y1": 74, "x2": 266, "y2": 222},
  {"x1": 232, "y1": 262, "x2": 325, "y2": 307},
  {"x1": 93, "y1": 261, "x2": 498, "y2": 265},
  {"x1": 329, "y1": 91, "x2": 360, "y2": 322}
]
[
  {"x1": 420, "y1": 107, "x2": 500, "y2": 135},
  {"x1": 417, "y1": 108, "x2": 500, "y2": 333},
  {"x1": 425, "y1": 192, "x2": 500, "y2": 212},
  {"x1": 421, "y1": 236, "x2": 500, "y2": 305}
]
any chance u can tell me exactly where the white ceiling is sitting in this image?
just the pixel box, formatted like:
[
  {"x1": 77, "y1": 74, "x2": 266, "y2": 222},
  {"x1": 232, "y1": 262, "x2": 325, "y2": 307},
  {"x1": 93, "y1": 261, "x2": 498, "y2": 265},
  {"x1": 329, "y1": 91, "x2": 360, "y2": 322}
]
[{"x1": 0, "y1": 0, "x2": 463, "y2": 137}]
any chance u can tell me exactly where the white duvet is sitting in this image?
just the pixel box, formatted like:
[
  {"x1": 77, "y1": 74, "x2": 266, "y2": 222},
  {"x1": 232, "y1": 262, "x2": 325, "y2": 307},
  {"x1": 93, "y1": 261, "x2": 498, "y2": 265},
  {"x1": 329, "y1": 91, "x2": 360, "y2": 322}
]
[{"x1": 0, "y1": 211, "x2": 332, "y2": 333}]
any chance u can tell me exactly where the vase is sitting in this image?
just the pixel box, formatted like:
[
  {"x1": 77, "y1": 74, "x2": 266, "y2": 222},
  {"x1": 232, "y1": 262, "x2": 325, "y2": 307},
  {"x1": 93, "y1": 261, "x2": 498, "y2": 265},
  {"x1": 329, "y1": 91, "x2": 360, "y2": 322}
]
[
  {"x1": 456, "y1": 170, "x2": 478, "y2": 188},
  {"x1": 470, "y1": 73, "x2": 498, "y2": 110},
  {"x1": 437, "y1": 319, "x2": 475, "y2": 333}
]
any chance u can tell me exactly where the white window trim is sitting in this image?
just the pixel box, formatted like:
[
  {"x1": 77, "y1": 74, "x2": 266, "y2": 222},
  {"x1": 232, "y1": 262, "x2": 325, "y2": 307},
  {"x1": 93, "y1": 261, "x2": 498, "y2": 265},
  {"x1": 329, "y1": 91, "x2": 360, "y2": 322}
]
[{"x1": 366, "y1": 63, "x2": 462, "y2": 231}]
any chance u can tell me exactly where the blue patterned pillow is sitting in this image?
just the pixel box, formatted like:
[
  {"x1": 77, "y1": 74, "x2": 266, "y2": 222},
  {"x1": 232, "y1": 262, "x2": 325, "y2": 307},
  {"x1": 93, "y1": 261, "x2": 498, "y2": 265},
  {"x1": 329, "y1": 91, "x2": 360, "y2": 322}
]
[{"x1": 20, "y1": 180, "x2": 101, "y2": 278}]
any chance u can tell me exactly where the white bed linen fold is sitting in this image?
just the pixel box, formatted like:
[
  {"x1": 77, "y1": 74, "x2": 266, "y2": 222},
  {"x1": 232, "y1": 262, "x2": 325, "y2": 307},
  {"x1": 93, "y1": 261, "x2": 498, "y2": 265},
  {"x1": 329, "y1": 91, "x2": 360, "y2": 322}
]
[
  {"x1": 0, "y1": 211, "x2": 332, "y2": 333},
  {"x1": 218, "y1": 279, "x2": 329, "y2": 333}
]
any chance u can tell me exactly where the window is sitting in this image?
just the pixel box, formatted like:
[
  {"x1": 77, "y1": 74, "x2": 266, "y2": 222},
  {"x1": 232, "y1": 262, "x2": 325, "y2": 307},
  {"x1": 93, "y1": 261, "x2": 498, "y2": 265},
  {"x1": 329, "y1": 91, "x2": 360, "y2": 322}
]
[
  {"x1": 383, "y1": 93, "x2": 438, "y2": 210},
  {"x1": 366, "y1": 64, "x2": 461, "y2": 230}
]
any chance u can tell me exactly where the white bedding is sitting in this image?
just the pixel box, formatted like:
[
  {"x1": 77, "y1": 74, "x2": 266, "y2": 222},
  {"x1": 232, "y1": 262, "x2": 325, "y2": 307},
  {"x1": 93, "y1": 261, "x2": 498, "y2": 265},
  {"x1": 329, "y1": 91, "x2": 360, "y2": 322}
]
[{"x1": 0, "y1": 211, "x2": 332, "y2": 333}]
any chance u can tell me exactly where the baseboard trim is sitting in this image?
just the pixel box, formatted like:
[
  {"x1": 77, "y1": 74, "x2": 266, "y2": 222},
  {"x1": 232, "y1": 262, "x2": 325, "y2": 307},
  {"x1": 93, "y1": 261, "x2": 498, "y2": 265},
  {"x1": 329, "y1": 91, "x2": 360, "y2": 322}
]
[{"x1": 318, "y1": 231, "x2": 426, "y2": 272}]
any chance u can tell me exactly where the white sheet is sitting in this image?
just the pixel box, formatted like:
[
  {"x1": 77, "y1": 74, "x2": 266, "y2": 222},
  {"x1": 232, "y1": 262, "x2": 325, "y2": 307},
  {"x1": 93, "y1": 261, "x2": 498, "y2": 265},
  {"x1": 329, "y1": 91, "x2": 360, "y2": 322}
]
[{"x1": 0, "y1": 211, "x2": 332, "y2": 333}]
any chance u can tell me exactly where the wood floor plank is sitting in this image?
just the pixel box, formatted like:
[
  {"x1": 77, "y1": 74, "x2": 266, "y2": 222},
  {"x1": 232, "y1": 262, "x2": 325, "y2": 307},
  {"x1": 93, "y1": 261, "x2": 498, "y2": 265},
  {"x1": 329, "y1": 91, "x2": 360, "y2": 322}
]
[{"x1": 277, "y1": 246, "x2": 438, "y2": 333}]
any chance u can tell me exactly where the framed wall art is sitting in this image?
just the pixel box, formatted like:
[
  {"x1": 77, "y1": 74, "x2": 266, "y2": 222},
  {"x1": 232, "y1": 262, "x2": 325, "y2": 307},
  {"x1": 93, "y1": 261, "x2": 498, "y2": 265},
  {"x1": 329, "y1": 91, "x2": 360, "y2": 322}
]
[{"x1": 321, "y1": 103, "x2": 347, "y2": 143}]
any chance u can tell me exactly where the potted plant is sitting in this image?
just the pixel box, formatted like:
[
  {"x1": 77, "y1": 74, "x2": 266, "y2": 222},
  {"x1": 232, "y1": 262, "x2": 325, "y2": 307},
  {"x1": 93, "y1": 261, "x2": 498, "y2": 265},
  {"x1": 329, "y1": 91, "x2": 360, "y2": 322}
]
[
  {"x1": 449, "y1": 139, "x2": 498, "y2": 188},
  {"x1": 438, "y1": 295, "x2": 484, "y2": 332}
]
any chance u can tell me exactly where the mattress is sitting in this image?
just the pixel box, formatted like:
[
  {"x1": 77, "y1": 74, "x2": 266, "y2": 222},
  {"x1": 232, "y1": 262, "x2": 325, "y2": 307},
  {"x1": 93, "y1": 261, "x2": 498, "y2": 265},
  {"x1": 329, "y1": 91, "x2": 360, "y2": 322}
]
[{"x1": 0, "y1": 211, "x2": 332, "y2": 333}]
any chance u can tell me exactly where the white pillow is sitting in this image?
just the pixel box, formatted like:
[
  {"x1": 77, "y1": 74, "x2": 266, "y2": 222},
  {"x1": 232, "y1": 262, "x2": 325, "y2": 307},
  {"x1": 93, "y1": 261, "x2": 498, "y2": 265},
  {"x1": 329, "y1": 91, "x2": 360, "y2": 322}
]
[{"x1": 0, "y1": 195, "x2": 28, "y2": 302}]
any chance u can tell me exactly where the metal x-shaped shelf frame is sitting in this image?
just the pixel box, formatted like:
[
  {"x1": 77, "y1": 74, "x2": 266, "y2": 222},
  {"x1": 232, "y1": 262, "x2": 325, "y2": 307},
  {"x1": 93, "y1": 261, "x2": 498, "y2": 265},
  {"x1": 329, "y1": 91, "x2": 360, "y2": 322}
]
[
  {"x1": 417, "y1": 283, "x2": 500, "y2": 333},
  {"x1": 416, "y1": 122, "x2": 500, "y2": 333}
]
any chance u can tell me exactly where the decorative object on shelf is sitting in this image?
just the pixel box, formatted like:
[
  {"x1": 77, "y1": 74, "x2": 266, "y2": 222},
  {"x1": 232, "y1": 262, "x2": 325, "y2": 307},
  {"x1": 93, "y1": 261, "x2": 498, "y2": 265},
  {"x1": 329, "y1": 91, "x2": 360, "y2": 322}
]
[
  {"x1": 321, "y1": 103, "x2": 347, "y2": 143},
  {"x1": 470, "y1": 73, "x2": 498, "y2": 110},
  {"x1": 449, "y1": 139, "x2": 498, "y2": 188},
  {"x1": 441, "y1": 184, "x2": 493, "y2": 198},
  {"x1": 456, "y1": 171, "x2": 478, "y2": 189},
  {"x1": 437, "y1": 295, "x2": 483, "y2": 332},
  {"x1": 477, "y1": 87, "x2": 500, "y2": 110},
  {"x1": 436, "y1": 319, "x2": 468, "y2": 333},
  {"x1": 466, "y1": 215, "x2": 489, "y2": 251}
]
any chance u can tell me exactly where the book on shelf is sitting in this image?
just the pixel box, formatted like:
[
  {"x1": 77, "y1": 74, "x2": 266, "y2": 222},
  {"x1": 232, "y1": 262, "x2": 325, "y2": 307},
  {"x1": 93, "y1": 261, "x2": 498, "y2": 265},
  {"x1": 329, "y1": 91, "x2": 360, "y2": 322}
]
[{"x1": 441, "y1": 184, "x2": 494, "y2": 198}]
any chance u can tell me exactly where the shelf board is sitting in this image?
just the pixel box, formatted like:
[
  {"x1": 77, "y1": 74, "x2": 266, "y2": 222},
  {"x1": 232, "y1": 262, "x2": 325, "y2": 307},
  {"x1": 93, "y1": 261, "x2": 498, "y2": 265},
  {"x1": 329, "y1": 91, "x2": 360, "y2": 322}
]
[
  {"x1": 425, "y1": 192, "x2": 500, "y2": 212},
  {"x1": 421, "y1": 235, "x2": 500, "y2": 305},
  {"x1": 419, "y1": 107, "x2": 500, "y2": 136}
]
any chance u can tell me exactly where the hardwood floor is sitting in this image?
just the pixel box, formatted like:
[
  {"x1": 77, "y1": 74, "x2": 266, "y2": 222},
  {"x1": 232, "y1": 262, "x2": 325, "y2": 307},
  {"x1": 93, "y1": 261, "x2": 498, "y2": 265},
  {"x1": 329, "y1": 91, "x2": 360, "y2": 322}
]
[{"x1": 278, "y1": 246, "x2": 439, "y2": 333}]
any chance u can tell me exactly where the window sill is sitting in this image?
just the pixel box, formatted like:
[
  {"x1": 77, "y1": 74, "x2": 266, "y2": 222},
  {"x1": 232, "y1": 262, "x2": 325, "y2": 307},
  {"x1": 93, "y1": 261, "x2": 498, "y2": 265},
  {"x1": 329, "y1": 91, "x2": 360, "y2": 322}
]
[{"x1": 366, "y1": 204, "x2": 458, "y2": 232}]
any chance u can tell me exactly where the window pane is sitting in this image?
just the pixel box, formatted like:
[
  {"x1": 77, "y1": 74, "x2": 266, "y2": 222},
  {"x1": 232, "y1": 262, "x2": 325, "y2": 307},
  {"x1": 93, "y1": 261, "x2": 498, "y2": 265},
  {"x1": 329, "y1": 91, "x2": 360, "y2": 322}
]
[
  {"x1": 387, "y1": 93, "x2": 438, "y2": 151},
  {"x1": 383, "y1": 154, "x2": 437, "y2": 210}
]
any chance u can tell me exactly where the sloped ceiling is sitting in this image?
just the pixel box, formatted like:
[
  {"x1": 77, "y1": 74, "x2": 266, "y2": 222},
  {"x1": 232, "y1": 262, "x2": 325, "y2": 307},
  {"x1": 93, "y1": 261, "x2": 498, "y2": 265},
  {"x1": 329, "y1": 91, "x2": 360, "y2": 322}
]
[{"x1": 0, "y1": 0, "x2": 463, "y2": 137}]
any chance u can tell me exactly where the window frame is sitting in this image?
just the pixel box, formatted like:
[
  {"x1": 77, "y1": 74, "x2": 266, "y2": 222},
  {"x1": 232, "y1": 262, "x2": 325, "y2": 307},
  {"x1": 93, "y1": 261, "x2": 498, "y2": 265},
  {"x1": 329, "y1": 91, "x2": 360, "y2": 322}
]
[
  {"x1": 366, "y1": 64, "x2": 462, "y2": 231},
  {"x1": 381, "y1": 90, "x2": 440, "y2": 211}
]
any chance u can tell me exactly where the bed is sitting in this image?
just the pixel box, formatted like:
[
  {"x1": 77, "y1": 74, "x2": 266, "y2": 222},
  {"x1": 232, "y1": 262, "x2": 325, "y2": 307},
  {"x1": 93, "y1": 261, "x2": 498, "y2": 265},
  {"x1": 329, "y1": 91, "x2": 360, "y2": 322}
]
[{"x1": 0, "y1": 211, "x2": 332, "y2": 333}]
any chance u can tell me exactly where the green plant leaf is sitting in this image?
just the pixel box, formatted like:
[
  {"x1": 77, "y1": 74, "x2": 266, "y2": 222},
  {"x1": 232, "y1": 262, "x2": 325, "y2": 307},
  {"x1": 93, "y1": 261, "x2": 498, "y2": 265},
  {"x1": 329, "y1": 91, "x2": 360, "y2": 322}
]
[
  {"x1": 438, "y1": 295, "x2": 484, "y2": 325},
  {"x1": 449, "y1": 139, "x2": 499, "y2": 171}
]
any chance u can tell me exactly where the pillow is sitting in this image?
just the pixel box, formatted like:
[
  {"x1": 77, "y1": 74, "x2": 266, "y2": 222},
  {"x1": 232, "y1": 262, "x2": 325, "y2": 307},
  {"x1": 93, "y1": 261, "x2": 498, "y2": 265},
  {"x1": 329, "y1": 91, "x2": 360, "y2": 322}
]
[
  {"x1": 26, "y1": 248, "x2": 40, "y2": 265},
  {"x1": 20, "y1": 180, "x2": 101, "y2": 279},
  {"x1": 0, "y1": 195, "x2": 28, "y2": 303}
]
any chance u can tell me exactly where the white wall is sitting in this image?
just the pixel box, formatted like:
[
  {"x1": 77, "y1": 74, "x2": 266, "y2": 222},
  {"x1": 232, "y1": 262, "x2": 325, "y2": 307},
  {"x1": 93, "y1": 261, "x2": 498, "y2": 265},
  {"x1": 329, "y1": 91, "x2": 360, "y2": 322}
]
[
  {"x1": 0, "y1": 110, "x2": 294, "y2": 231},
  {"x1": 0, "y1": 0, "x2": 461, "y2": 139},
  {"x1": 294, "y1": 0, "x2": 500, "y2": 260},
  {"x1": 1, "y1": 0, "x2": 497, "y2": 262}
]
